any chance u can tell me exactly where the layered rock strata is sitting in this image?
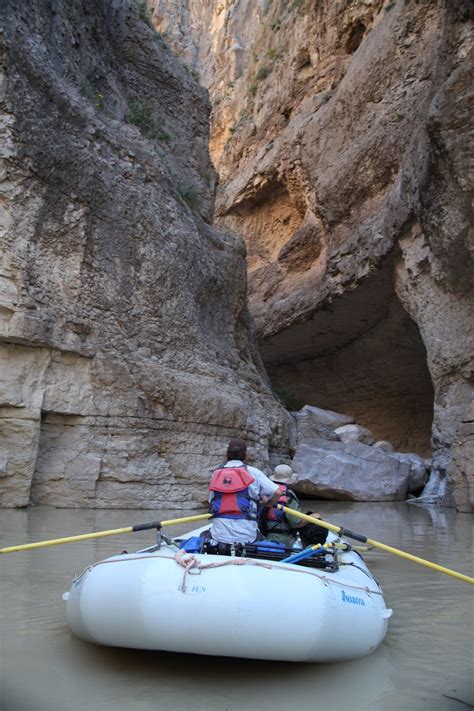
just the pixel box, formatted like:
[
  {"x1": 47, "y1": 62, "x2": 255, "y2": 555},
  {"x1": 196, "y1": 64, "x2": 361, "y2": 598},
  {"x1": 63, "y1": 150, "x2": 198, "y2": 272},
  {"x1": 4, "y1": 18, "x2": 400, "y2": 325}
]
[
  {"x1": 0, "y1": 0, "x2": 290, "y2": 508},
  {"x1": 153, "y1": 0, "x2": 474, "y2": 509}
]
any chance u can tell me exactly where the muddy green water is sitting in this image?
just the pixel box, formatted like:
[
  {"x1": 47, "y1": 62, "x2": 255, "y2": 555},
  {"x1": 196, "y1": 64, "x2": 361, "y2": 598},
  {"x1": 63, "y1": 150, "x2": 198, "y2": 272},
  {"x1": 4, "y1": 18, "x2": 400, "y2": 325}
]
[{"x1": 1, "y1": 503, "x2": 473, "y2": 711}]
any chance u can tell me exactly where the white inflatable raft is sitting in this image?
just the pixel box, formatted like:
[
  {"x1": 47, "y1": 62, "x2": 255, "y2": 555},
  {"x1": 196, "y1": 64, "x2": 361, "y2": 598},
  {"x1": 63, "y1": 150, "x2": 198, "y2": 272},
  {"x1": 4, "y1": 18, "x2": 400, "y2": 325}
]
[{"x1": 63, "y1": 529, "x2": 392, "y2": 662}]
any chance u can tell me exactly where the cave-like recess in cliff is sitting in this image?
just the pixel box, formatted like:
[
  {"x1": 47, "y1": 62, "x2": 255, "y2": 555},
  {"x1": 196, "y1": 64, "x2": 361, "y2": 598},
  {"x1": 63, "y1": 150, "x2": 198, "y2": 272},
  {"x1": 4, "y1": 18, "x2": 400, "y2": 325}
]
[{"x1": 260, "y1": 258, "x2": 434, "y2": 456}]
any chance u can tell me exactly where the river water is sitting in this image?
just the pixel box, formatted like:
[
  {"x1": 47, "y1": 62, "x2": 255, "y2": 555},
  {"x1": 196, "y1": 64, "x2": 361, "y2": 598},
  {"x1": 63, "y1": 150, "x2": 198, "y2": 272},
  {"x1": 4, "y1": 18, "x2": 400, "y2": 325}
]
[{"x1": 0, "y1": 502, "x2": 472, "y2": 711}]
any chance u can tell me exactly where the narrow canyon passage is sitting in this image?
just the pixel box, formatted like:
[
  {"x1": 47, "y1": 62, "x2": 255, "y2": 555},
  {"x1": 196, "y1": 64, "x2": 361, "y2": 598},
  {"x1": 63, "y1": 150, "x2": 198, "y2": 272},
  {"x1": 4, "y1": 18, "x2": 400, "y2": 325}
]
[
  {"x1": 150, "y1": 0, "x2": 473, "y2": 509},
  {"x1": 1, "y1": 0, "x2": 471, "y2": 512}
]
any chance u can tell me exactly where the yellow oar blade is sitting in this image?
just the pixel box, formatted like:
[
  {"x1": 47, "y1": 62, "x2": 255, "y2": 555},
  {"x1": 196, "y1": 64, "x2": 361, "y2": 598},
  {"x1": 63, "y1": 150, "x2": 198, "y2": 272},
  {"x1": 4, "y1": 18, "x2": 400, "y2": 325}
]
[
  {"x1": 279, "y1": 505, "x2": 474, "y2": 585},
  {"x1": 0, "y1": 513, "x2": 212, "y2": 555}
]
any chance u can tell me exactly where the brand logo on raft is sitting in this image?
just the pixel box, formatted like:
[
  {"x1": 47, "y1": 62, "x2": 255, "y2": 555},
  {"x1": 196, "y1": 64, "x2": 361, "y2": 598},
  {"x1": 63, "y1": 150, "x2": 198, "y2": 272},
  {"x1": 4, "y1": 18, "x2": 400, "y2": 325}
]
[
  {"x1": 341, "y1": 590, "x2": 366, "y2": 606},
  {"x1": 177, "y1": 584, "x2": 207, "y2": 594}
]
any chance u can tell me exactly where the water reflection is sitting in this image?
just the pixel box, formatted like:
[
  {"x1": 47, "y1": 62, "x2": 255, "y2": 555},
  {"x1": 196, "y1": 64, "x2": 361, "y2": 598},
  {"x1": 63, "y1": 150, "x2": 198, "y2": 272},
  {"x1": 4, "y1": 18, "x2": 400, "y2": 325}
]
[{"x1": 1, "y1": 503, "x2": 473, "y2": 711}]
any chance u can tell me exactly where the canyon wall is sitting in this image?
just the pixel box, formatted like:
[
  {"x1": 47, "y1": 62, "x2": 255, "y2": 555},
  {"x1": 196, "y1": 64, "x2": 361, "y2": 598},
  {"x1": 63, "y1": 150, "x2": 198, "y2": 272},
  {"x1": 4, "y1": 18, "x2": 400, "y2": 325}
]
[
  {"x1": 0, "y1": 0, "x2": 290, "y2": 508},
  {"x1": 152, "y1": 0, "x2": 474, "y2": 511}
]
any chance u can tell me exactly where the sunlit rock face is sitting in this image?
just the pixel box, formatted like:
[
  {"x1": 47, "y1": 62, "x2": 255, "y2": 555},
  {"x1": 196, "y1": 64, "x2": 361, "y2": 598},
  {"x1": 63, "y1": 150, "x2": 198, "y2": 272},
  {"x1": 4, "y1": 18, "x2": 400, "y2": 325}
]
[
  {"x1": 0, "y1": 0, "x2": 290, "y2": 508},
  {"x1": 153, "y1": 0, "x2": 474, "y2": 509}
]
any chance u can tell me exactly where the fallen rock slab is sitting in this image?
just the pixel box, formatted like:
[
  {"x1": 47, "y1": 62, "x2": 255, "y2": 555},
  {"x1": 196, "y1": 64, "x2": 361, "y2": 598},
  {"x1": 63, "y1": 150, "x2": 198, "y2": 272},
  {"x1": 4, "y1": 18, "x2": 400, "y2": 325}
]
[
  {"x1": 294, "y1": 405, "x2": 353, "y2": 439},
  {"x1": 389, "y1": 452, "x2": 428, "y2": 494},
  {"x1": 291, "y1": 438, "x2": 410, "y2": 501}
]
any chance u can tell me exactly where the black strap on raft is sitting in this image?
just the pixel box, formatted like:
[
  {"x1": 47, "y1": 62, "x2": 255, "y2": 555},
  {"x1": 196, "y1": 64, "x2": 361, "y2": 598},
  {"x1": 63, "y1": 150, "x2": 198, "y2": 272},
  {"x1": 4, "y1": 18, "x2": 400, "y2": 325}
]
[
  {"x1": 131, "y1": 521, "x2": 162, "y2": 532},
  {"x1": 200, "y1": 540, "x2": 339, "y2": 572}
]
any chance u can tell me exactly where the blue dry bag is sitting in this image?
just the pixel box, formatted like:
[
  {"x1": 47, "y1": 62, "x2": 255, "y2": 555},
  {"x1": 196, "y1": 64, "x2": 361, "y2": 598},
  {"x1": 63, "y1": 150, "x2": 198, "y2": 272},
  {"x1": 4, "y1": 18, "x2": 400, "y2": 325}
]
[{"x1": 178, "y1": 536, "x2": 204, "y2": 553}]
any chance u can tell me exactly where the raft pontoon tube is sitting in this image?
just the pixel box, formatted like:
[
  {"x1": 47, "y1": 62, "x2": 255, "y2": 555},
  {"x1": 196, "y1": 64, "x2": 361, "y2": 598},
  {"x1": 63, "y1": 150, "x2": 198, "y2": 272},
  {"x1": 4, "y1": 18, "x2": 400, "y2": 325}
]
[{"x1": 63, "y1": 527, "x2": 392, "y2": 662}]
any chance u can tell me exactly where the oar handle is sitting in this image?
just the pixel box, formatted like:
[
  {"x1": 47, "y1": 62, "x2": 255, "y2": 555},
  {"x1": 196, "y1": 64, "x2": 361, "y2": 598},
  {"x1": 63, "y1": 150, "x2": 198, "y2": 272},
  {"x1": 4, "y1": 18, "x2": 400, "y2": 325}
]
[{"x1": 132, "y1": 521, "x2": 162, "y2": 532}]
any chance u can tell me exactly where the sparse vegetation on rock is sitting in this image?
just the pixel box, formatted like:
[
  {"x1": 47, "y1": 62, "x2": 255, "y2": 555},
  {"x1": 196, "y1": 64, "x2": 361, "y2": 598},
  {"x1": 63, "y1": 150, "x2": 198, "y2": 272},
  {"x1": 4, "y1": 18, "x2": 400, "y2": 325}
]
[
  {"x1": 127, "y1": 98, "x2": 169, "y2": 141},
  {"x1": 177, "y1": 184, "x2": 200, "y2": 209}
]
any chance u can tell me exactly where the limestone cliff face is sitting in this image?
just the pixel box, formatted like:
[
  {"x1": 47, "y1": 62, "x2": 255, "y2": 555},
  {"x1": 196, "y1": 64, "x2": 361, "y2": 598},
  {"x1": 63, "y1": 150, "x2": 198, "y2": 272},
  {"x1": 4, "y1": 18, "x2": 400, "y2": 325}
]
[
  {"x1": 152, "y1": 0, "x2": 474, "y2": 510},
  {"x1": 0, "y1": 0, "x2": 290, "y2": 508}
]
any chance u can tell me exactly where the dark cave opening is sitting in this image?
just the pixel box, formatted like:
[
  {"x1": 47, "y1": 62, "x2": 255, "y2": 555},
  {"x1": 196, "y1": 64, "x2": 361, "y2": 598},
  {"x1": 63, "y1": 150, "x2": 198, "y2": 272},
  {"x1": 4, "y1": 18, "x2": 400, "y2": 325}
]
[{"x1": 260, "y1": 260, "x2": 434, "y2": 456}]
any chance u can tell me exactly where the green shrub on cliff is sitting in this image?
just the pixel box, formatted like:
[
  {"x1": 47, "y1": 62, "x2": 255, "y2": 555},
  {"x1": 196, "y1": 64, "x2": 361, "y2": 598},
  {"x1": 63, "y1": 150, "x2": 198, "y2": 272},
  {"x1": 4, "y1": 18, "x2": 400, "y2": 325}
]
[
  {"x1": 255, "y1": 65, "x2": 272, "y2": 81},
  {"x1": 177, "y1": 184, "x2": 199, "y2": 210},
  {"x1": 127, "y1": 99, "x2": 169, "y2": 141},
  {"x1": 266, "y1": 48, "x2": 280, "y2": 60},
  {"x1": 249, "y1": 65, "x2": 272, "y2": 97},
  {"x1": 136, "y1": 0, "x2": 151, "y2": 23}
]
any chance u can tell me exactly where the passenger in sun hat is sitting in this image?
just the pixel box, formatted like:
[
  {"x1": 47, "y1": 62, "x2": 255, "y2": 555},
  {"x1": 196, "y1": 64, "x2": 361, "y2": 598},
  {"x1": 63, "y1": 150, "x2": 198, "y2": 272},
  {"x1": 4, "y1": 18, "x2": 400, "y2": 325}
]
[
  {"x1": 270, "y1": 464, "x2": 296, "y2": 484},
  {"x1": 262, "y1": 464, "x2": 328, "y2": 548},
  {"x1": 260, "y1": 464, "x2": 303, "y2": 547}
]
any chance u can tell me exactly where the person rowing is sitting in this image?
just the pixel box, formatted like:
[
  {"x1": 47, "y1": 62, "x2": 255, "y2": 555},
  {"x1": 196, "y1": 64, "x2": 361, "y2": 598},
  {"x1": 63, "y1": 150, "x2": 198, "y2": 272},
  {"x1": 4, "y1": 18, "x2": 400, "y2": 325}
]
[{"x1": 208, "y1": 438, "x2": 281, "y2": 544}]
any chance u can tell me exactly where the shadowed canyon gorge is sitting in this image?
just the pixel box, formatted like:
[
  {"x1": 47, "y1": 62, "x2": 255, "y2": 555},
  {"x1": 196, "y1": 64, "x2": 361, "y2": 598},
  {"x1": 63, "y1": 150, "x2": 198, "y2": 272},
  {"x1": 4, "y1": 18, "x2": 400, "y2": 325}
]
[
  {"x1": 1, "y1": 0, "x2": 473, "y2": 511},
  {"x1": 151, "y1": 0, "x2": 474, "y2": 510}
]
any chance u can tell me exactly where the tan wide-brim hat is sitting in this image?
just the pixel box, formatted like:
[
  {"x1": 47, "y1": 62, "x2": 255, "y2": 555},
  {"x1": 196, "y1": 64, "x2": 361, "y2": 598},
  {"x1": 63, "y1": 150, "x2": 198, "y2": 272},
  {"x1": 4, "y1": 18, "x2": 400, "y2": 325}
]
[{"x1": 271, "y1": 464, "x2": 297, "y2": 485}]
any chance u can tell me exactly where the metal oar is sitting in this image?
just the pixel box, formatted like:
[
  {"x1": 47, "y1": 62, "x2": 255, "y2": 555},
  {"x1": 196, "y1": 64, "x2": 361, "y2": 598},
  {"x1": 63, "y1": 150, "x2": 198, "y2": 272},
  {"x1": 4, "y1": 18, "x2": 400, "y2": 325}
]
[
  {"x1": 0, "y1": 513, "x2": 212, "y2": 554},
  {"x1": 279, "y1": 505, "x2": 474, "y2": 585}
]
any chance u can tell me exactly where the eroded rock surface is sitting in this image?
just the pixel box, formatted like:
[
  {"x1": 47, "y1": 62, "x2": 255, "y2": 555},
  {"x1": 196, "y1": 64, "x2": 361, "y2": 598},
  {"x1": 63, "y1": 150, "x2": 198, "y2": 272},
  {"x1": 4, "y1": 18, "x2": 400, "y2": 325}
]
[
  {"x1": 447, "y1": 401, "x2": 474, "y2": 513},
  {"x1": 388, "y1": 452, "x2": 428, "y2": 494},
  {"x1": 0, "y1": 0, "x2": 289, "y2": 508},
  {"x1": 290, "y1": 405, "x2": 424, "y2": 501},
  {"x1": 153, "y1": 0, "x2": 474, "y2": 508},
  {"x1": 292, "y1": 439, "x2": 410, "y2": 502}
]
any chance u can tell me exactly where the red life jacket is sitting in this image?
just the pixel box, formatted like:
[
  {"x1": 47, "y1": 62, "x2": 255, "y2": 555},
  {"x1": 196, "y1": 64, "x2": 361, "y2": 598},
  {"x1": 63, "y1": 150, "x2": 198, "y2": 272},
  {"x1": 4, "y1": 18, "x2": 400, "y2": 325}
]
[
  {"x1": 208, "y1": 466, "x2": 258, "y2": 520},
  {"x1": 265, "y1": 484, "x2": 289, "y2": 523}
]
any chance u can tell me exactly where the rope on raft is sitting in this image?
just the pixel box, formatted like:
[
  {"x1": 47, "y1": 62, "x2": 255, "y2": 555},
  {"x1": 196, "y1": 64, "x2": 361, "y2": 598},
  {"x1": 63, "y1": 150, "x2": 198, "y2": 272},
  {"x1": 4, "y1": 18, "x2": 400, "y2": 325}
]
[
  {"x1": 74, "y1": 549, "x2": 384, "y2": 597},
  {"x1": 172, "y1": 550, "x2": 383, "y2": 596},
  {"x1": 174, "y1": 549, "x2": 273, "y2": 592}
]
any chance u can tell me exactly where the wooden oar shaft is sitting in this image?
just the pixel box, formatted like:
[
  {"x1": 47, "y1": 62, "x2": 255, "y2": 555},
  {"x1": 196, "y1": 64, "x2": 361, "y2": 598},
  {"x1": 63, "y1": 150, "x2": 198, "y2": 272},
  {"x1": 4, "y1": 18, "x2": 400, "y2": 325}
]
[
  {"x1": 0, "y1": 513, "x2": 212, "y2": 555},
  {"x1": 279, "y1": 505, "x2": 474, "y2": 585}
]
